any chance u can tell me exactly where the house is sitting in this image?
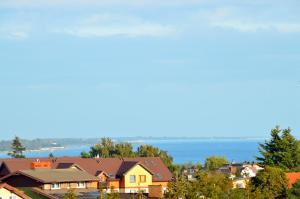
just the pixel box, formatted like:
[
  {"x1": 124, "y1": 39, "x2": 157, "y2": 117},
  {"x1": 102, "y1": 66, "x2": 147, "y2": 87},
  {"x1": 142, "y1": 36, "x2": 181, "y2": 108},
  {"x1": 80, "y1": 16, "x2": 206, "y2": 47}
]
[
  {"x1": 287, "y1": 172, "x2": 300, "y2": 188},
  {"x1": 0, "y1": 157, "x2": 172, "y2": 194},
  {"x1": 0, "y1": 167, "x2": 99, "y2": 191},
  {"x1": 0, "y1": 183, "x2": 32, "y2": 199}
]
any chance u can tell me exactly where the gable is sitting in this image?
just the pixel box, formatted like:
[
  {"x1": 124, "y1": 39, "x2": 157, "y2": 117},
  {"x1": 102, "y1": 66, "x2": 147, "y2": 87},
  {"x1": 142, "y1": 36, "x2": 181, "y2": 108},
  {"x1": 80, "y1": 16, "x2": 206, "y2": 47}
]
[{"x1": 124, "y1": 164, "x2": 152, "y2": 177}]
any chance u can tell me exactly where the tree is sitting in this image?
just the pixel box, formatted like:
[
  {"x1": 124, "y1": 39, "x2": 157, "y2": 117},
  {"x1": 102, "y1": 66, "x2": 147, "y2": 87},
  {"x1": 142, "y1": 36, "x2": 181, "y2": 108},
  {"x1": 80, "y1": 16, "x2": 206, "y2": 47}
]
[
  {"x1": 136, "y1": 144, "x2": 173, "y2": 169},
  {"x1": 165, "y1": 174, "x2": 189, "y2": 199},
  {"x1": 114, "y1": 142, "x2": 135, "y2": 157},
  {"x1": 288, "y1": 180, "x2": 300, "y2": 199},
  {"x1": 251, "y1": 166, "x2": 288, "y2": 199},
  {"x1": 257, "y1": 126, "x2": 300, "y2": 170},
  {"x1": 196, "y1": 171, "x2": 232, "y2": 199},
  {"x1": 7, "y1": 136, "x2": 26, "y2": 158},
  {"x1": 204, "y1": 156, "x2": 228, "y2": 171},
  {"x1": 49, "y1": 152, "x2": 54, "y2": 158},
  {"x1": 80, "y1": 151, "x2": 91, "y2": 158},
  {"x1": 63, "y1": 189, "x2": 77, "y2": 199},
  {"x1": 90, "y1": 137, "x2": 115, "y2": 158}
]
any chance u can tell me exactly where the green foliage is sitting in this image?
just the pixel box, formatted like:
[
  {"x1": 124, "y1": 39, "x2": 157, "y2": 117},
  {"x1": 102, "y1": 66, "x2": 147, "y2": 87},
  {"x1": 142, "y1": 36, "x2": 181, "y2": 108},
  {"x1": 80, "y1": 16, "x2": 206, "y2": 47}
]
[
  {"x1": 7, "y1": 136, "x2": 26, "y2": 158},
  {"x1": 204, "y1": 156, "x2": 228, "y2": 171},
  {"x1": 48, "y1": 152, "x2": 54, "y2": 158},
  {"x1": 63, "y1": 189, "x2": 77, "y2": 199},
  {"x1": 288, "y1": 180, "x2": 300, "y2": 199},
  {"x1": 114, "y1": 142, "x2": 135, "y2": 157},
  {"x1": 195, "y1": 171, "x2": 232, "y2": 199},
  {"x1": 107, "y1": 186, "x2": 120, "y2": 199},
  {"x1": 251, "y1": 166, "x2": 288, "y2": 199},
  {"x1": 80, "y1": 150, "x2": 91, "y2": 158},
  {"x1": 257, "y1": 126, "x2": 300, "y2": 170},
  {"x1": 165, "y1": 175, "x2": 189, "y2": 199},
  {"x1": 83, "y1": 138, "x2": 173, "y2": 169}
]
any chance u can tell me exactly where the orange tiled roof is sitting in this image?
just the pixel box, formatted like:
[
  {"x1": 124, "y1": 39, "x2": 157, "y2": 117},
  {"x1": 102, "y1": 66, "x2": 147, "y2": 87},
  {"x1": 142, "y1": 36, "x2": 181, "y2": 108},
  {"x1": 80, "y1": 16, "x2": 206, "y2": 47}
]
[{"x1": 287, "y1": 172, "x2": 300, "y2": 188}]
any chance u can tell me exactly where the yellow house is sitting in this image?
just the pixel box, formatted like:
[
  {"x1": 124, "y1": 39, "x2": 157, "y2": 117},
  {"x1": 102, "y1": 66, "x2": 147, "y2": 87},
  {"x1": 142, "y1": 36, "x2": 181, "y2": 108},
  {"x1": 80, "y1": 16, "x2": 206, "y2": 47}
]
[
  {"x1": 0, "y1": 183, "x2": 31, "y2": 199},
  {"x1": 120, "y1": 163, "x2": 153, "y2": 193}
]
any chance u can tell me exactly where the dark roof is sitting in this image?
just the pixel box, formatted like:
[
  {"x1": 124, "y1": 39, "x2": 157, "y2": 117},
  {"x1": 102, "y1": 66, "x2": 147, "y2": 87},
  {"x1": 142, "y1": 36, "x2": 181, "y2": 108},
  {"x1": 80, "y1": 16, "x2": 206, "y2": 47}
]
[
  {"x1": 0, "y1": 157, "x2": 172, "y2": 182},
  {"x1": 0, "y1": 183, "x2": 32, "y2": 199}
]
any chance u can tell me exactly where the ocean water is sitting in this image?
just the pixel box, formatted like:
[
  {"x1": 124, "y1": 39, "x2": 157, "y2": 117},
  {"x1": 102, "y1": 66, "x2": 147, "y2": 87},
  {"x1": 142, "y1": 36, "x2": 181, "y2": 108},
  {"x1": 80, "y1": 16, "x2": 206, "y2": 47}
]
[{"x1": 0, "y1": 138, "x2": 263, "y2": 164}]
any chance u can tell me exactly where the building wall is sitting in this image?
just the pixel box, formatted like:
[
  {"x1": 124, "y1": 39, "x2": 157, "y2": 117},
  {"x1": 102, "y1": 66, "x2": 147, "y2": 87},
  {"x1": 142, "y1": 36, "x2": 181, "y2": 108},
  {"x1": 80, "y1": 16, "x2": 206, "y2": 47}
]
[
  {"x1": 43, "y1": 181, "x2": 98, "y2": 190},
  {"x1": 108, "y1": 180, "x2": 120, "y2": 189},
  {"x1": 0, "y1": 188, "x2": 23, "y2": 199},
  {"x1": 123, "y1": 165, "x2": 153, "y2": 192},
  {"x1": 152, "y1": 181, "x2": 169, "y2": 192}
]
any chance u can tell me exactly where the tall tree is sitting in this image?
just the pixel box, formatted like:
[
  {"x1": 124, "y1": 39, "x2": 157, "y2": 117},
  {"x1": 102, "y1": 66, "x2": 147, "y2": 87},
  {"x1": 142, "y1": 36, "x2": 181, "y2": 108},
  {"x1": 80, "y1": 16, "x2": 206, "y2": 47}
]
[
  {"x1": 114, "y1": 142, "x2": 135, "y2": 157},
  {"x1": 90, "y1": 137, "x2": 115, "y2": 158},
  {"x1": 7, "y1": 136, "x2": 26, "y2": 158},
  {"x1": 204, "y1": 156, "x2": 228, "y2": 171},
  {"x1": 257, "y1": 126, "x2": 300, "y2": 170}
]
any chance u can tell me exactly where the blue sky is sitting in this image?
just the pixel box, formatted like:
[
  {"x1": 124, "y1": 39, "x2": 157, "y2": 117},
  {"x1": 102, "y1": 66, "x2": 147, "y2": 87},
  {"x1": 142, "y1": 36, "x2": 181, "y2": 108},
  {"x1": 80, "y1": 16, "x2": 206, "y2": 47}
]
[{"x1": 0, "y1": 0, "x2": 299, "y2": 139}]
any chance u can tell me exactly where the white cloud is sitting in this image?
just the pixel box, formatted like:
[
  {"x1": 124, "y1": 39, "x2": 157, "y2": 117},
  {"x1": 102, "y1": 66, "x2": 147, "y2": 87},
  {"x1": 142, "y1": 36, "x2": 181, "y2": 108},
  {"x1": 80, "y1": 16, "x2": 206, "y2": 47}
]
[
  {"x1": 211, "y1": 21, "x2": 300, "y2": 33},
  {"x1": 53, "y1": 15, "x2": 177, "y2": 38},
  {"x1": 0, "y1": 24, "x2": 31, "y2": 40},
  {"x1": 57, "y1": 24, "x2": 176, "y2": 38}
]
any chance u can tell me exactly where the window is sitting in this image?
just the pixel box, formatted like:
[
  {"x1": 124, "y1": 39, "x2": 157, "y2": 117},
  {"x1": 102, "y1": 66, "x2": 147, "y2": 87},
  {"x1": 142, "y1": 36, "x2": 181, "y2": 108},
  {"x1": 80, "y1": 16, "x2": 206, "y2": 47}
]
[
  {"x1": 51, "y1": 183, "x2": 60, "y2": 189},
  {"x1": 139, "y1": 175, "x2": 146, "y2": 183},
  {"x1": 77, "y1": 182, "x2": 86, "y2": 188},
  {"x1": 9, "y1": 194, "x2": 17, "y2": 199},
  {"x1": 129, "y1": 175, "x2": 136, "y2": 183}
]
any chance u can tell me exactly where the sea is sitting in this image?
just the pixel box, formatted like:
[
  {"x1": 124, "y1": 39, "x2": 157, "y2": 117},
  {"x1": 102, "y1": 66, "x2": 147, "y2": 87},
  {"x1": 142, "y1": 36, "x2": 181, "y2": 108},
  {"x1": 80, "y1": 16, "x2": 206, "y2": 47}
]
[{"x1": 0, "y1": 138, "x2": 265, "y2": 164}]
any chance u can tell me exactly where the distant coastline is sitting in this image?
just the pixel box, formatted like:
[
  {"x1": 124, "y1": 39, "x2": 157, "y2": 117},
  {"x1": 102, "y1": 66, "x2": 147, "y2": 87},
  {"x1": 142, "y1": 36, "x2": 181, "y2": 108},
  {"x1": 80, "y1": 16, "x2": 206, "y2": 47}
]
[{"x1": 0, "y1": 136, "x2": 267, "y2": 152}]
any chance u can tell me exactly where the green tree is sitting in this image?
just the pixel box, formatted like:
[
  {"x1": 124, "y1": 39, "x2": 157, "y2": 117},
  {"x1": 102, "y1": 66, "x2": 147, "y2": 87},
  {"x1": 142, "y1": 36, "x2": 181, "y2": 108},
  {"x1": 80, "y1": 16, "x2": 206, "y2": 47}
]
[
  {"x1": 7, "y1": 136, "x2": 26, "y2": 158},
  {"x1": 49, "y1": 152, "x2": 54, "y2": 158},
  {"x1": 114, "y1": 142, "x2": 135, "y2": 157},
  {"x1": 196, "y1": 171, "x2": 232, "y2": 199},
  {"x1": 165, "y1": 174, "x2": 189, "y2": 199},
  {"x1": 288, "y1": 180, "x2": 300, "y2": 199},
  {"x1": 257, "y1": 126, "x2": 300, "y2": 170},
  {"x1": 80, "y1": 151, "x2": 91, "y2": 158},
  {"x1": 251, "y1": 166, "x2": 288, "y2": 199},
  {"x1": 136, "y1": 144, "x2": 173, "y2": 169},
  {"x1": 204, "y1": 156, "x2": 228, "y2": 171},
  {"x1": 90, "y1": 137, "x2": 115, "y2": 158},
  {"x1": 63, "y1": 189, "x2": 77, "y2": 199}
]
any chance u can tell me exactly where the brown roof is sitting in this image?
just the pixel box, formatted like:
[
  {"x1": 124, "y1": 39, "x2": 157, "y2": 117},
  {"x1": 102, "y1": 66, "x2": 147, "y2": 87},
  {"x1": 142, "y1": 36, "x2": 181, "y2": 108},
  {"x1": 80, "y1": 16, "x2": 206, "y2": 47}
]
[
  {"x1": 0, "y1": 157, "x2": 172, "y2": 182},
  {"x1": 4, "y1": 168, "x2": 100, "y2": 183},
  {"x1": 0, "y1": 183, "x2": 32, "y2": 199}
]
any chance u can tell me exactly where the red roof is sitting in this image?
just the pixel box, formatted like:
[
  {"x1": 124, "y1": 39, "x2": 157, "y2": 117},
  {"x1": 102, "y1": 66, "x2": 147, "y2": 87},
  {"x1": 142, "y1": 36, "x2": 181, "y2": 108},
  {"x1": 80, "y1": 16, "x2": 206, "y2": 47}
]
[
  {"x1": 0, "y1": 157, "x2": 172, "y2": 182},
  {"x1": 287, "y1": 172, "x2": 300, "y2": 188}
]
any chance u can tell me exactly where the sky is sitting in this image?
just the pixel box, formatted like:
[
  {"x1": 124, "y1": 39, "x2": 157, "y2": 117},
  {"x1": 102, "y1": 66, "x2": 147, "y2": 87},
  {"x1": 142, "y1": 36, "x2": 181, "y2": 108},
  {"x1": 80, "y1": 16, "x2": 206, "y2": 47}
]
[{"x1": 0, "y1": 0, "x2": 299, "y2": 139}]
